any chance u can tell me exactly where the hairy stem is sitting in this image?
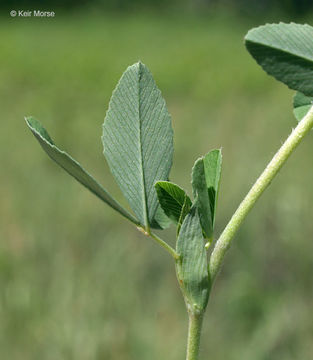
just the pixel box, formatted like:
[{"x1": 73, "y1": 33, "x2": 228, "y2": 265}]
[
  {"x1": 209, "y1": 105, "x2": 313, "y2": 282},
  {"x1": 186, "y1": 311, "x2": 204, "y2": 360}
]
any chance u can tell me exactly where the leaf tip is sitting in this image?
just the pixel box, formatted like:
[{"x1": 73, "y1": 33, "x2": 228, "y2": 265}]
[
  {"x1": 24, "y1": 115, "x2": 35, "y2": 127},
  {"x1": 128, "y1": 60, "x2": 147, "y2": 74},
  {"x1": 25, "y1": 116, "x2": 54, "y2": 145}
]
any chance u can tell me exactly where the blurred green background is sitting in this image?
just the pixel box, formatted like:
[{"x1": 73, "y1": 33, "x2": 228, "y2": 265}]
[{"x1": 1, "y1": 2, "x2": 313, "y2": 359}]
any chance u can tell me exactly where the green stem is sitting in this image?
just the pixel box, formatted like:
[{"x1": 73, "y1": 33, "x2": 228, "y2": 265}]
[
  {"x1": 209, "y1": 105, "x2": 313, "y2": 282},
  {"x1": 186, "y1": 311, "x2": 204, "y2": 360}
]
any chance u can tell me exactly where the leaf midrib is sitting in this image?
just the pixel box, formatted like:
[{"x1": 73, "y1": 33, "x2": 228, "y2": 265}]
[{"x1": 137, "y1": 63, "x2": 150, "y2": 230}]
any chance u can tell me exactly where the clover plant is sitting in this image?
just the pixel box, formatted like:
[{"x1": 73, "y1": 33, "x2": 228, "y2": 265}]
[{"x1": 26, "y1": 23, "x2": 313, "y2": 359}]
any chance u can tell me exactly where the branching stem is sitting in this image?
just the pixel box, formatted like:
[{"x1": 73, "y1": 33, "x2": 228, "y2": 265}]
[{"x1": 209, "y1": 105, "x2": 313, "y2": 282}]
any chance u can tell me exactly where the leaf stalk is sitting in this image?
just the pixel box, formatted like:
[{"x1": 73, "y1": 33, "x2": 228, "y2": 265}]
[{"x1": 137, "y1": 227, "x2": 180, "y2": 260}]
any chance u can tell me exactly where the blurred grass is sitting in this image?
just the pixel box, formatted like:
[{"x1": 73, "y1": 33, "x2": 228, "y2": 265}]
[{"x1": 0, "y1": 11, "x2": 313, "y2": 360}]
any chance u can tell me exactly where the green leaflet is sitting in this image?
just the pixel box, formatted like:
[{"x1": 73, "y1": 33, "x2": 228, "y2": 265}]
[
  {"x1": 293, "y1": 91, "x2": 313, "y2": 122},
  {"x1": 192, "y1": 149, "x2": 222, "y2": 240},
  {"x1": 245, "y1": 23, "x2": 313, "y2": 96},
  {"x1": 177, "y1": 196, "x2": 191, "y2": 237},
  {"x1": 102, "y1": 62, "x2": 173, "y2": 230},
  {"x1": 155, "y1": 181, "x2": 192, "y2": 225},
  {"x1": 25, "y1": 116, "x2": 139, "y2": 225},
  {"x1": 150, "y1": 205, "x2": 172, "y2": 230},
  {"x1": 176, "y1": 207, "x2": 210, "y2": 312}
]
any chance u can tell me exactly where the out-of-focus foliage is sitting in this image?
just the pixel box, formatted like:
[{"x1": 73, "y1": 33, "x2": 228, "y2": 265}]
[
  {"x1": 1, "y1": 10, "x2": 313, "y2": 360},
  {"x1": 1, "y1": 0, "x2": 313, "y2": 15},
  {"x1": 222, "y1": 0, "x2": 313, "y2": 15}
]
